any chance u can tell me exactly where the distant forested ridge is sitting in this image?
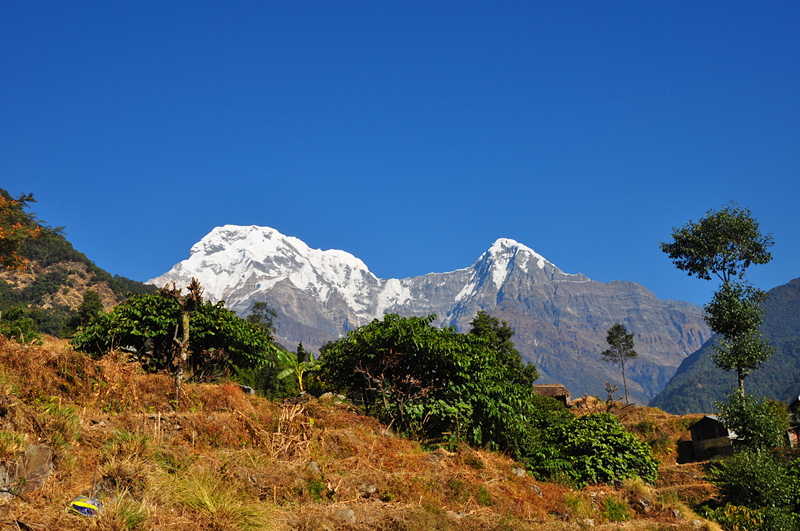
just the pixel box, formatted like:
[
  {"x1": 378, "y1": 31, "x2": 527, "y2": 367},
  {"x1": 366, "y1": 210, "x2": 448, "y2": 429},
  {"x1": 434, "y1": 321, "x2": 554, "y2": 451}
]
[{"x1": 650, "y1": 277, "x2": 800, "y2": 413}]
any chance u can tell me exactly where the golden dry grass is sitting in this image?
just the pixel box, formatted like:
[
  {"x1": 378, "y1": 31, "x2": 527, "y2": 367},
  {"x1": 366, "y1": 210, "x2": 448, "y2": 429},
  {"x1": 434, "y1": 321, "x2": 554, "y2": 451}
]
[{"x1": 0, "y1": 336, "x2": 720, "y2": 530}]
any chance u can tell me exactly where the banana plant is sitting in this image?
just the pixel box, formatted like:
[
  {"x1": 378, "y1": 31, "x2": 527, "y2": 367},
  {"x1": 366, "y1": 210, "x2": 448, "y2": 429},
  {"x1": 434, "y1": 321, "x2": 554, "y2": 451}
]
[{"x1": 276, "y1": 346, "x2": 320, "y2": 393}]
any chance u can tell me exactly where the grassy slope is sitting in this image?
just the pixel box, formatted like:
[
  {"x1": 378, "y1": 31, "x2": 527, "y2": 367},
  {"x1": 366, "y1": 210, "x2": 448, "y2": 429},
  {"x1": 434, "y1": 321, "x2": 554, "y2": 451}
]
[{"x1": 0, "y1": 336, "x2": 719, "y2": 531}]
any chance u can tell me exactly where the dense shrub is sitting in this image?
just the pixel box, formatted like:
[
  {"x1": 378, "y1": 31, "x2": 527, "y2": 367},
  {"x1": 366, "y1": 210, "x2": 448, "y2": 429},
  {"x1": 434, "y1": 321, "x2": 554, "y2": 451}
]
[
  {"x1": 716, "y1": 392, "x2": 789, "y2": 450},
  {"x1": 697, "y1": 504, "x2": 799, "y2": 531},
  {"x1": 321, "y1": 313, "x2": 659, "y2": 488},
  {"x1": 529, "y1": 412, "x2": 659, "y2": 488},
  {"x1": 709, "y1": 449, "x2": 795, "y2": 510},
  {"x1": 0, "y1": 306, "x2": 41, "y2": 344},
  {"x1": 71, "y1": 292, "x2": 277, "y2": 377}
]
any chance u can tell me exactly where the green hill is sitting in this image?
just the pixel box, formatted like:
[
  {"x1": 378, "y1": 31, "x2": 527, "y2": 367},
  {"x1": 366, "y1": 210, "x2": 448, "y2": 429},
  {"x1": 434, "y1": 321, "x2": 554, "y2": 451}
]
[
  {"x1": 0, "y1": 188, "x2": 156, "y2": 336},
  {"x1": 650, "y1": 277, "x2": 800, "y2": 413}
]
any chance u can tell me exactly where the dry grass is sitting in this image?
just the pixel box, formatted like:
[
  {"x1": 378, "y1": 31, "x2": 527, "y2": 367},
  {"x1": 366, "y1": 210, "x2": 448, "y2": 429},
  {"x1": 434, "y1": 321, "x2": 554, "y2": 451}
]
[{"x1": 0, "y1": 337, "x2": 721, "y2": 530}]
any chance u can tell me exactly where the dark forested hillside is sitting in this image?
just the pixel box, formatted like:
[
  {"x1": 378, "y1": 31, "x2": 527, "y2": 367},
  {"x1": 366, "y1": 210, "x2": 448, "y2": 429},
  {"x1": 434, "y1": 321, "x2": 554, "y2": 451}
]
[{"x1": 650, "y1": 277, "x2": 800, "y2": 413}]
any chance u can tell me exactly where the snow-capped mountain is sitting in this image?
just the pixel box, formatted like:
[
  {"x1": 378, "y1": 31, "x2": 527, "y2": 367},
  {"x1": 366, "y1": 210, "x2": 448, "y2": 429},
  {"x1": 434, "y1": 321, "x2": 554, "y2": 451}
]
[{"x1": 148, "y1": 225, "x2": 710, "y2": 403}]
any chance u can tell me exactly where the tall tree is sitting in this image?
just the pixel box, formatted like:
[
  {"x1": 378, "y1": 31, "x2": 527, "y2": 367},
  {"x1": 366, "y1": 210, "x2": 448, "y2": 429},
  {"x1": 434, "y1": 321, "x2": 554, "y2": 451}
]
[
  {"x1": 468, "y1": 310, "x2": 538, "y2": 386},
  {"x1": 659, "y1": 201, "x2": 773, "y2": 286},
  {"x1": 660, "y1": 202, "x2": 774, "y2": 394},
  {"x1": 601, "y1": 323, "x2": 638, "y2": 404}
]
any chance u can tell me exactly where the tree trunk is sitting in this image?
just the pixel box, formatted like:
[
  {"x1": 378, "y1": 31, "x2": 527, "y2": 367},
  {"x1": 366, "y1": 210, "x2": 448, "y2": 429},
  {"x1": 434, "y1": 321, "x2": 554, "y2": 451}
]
[
  {"x1": 621, "y1": 360, "x2": 629, "y2": 405},
  {"x1": 174, "y1": 311, "x2": 190, "y2": 411}
]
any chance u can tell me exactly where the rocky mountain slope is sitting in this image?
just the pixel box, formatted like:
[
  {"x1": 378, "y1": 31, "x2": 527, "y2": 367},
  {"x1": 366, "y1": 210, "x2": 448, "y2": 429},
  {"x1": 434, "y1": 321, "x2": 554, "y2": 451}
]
[{"x1": 148, "y1": 225, "x2": 710, "y2": 403}]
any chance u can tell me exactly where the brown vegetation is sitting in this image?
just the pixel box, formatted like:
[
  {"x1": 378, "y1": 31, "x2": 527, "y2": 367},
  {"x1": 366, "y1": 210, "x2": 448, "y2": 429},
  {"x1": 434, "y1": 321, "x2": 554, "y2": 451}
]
[{"x1": 0, "y1": 336, "x2": 720, "y2": 530}]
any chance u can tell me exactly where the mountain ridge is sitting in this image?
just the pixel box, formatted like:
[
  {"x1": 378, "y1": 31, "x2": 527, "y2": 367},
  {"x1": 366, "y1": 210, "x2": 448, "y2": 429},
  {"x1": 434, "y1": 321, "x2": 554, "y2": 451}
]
[{"x1": 148, "y1": 225, "x2": 710, "y2": 403}]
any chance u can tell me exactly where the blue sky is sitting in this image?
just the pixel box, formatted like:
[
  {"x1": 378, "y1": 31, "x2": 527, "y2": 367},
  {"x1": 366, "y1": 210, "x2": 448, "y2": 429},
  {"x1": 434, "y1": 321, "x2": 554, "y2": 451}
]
[{"x1": 2, "y1": 2, "x2": 798, "y2": 307}]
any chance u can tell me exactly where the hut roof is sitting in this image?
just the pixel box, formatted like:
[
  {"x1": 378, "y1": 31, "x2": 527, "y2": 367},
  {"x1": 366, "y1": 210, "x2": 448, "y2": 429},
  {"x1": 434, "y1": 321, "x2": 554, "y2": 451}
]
[{"x1": 532, "y1": 384, "x2": 571, "y2": 397}]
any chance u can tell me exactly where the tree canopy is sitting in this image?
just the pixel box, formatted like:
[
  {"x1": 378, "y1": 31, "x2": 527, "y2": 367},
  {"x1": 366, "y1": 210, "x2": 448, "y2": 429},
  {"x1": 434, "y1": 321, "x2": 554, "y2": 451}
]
[
  {"x1": 71, "y1": 291, "x2": 277, "y2": 379},
  {"x1": 601, "y1": 323, "x2": 638, "y2": 404},
  {"x1": 659, "y1": 202, "x2": 773, "y2": 286},
  {"x1": 661, "y1": 203, "x2": 774, "y2": 394}
]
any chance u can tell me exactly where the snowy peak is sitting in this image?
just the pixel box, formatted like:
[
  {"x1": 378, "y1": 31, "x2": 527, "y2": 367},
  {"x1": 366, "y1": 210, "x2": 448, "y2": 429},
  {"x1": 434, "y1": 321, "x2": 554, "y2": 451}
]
[
  {"x1": 149, "y1": 225, "x2": 377, "y2": 311},
  {"x1": 455, "y1": 238, "x2": 584, "y2": 301},
  {"x1": 481, "y1": 238, "x2": 548, "y2": 288},
  {"x1": 148, "y1": 225, "x2": 586, "y2": 328}
]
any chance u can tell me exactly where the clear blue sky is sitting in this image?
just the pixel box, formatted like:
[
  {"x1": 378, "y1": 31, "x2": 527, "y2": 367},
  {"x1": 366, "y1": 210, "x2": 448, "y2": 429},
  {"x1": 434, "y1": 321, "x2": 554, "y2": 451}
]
[{"x1": 2, "y1": 2, "x2": 798, "y2": 307}]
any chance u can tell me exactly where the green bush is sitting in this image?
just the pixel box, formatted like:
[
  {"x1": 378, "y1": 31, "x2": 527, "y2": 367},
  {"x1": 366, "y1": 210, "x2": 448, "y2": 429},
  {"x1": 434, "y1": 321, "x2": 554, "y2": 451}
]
[
  {"x1": 709, "y1": 449, "x2": 795, "y2": 510},
  {"x1": 601, "y1": 496, "x2": 631, "y2": 522},
  {"x1": 696, "y1": 504, "x2": 799, "y2": 531},
  {"x1": 530, "y1": 413, "x2": 659, "y2": 488},
  {"x1": 717, "y1": 392, "x2": 789, "y2": 451},
  {"x1": 0, "y1": 306, "x2": 41, "y2": 344},
  {"x1": 320, "y1": 313, "x2": 541, "y2": 448}
]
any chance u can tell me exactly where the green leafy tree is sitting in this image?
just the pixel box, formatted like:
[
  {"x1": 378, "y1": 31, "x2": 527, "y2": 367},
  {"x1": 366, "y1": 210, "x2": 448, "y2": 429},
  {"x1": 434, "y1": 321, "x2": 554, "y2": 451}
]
[
  {"x1": 71, "y1": 290, "x2": 277, "y2": 380},
  {"x1": 660, "y1": 203, "x2": 774, "y2": 393},
  {"x1": 660, "y1": 202, "x2": 773, "y2": 285},
  {"x1": 246, "y1": 301, "x2": 278, "y2": 334},
  {"x1": 76, "y1": 290, "x2": 104, "y2": 323},
  {"x1": 601, "y1": 323, "x2": 638, "y2": 404},
  {"x1": 63, "y1": 290, "x2": 104, "y2": 336},
  {"x1": 716, "y1": 393, "x2": 788, "y2": 451},
  {"x1": 468, "y1": 310, "x2": 539, "y2": 386}
]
